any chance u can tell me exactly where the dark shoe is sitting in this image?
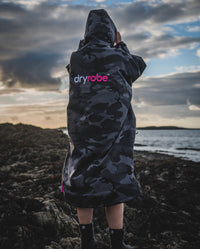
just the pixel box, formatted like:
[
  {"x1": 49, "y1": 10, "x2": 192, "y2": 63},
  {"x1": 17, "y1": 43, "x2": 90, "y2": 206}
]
[
  {"x1": 109, "y1": 227, "x2": 134, "y2": 249},
  {"x1": 79, "y1": 222, "x2": 98, "y2": 249}
]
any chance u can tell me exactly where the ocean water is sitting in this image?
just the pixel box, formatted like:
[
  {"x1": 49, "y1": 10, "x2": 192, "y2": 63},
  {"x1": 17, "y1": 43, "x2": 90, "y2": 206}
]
[
  {"x1": 135, "y1": 129, "x2": 200, "y2": 163},
  {"x1": 61, "y1": 128, "x2": 200, "y2": 163}
]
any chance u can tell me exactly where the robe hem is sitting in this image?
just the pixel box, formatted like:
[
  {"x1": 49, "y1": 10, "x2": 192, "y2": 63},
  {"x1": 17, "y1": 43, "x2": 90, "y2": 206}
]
[{"x1": 62, "y1": 192, "x2": 141, "y2": 208}]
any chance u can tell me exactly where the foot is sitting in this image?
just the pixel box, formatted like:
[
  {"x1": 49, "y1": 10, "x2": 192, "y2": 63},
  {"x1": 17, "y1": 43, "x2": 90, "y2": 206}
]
[
  {"x1": 110, "y1": 242, "x2": 134, "y2": 249},
  {"x1": 79, "y1": 222, "x2": 97, "y2": 249},
  {"x1": 81, "y1": 238, "x2": 98, "y2": 249},
  {"x1": 121, "y1": 242, "x2": 134, "y2": 249},
  {"x1": 109, "y1": 228, "x2": 134, "y2": 249},
  {"x1": 110, "y1": 242, "x2": 133, "y2": 249}
]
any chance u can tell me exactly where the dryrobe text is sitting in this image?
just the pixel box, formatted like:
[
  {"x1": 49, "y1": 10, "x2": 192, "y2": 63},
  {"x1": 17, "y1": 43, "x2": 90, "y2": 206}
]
[{"x1": 74, "y1": 73, "x2": 109, "y2": 84}]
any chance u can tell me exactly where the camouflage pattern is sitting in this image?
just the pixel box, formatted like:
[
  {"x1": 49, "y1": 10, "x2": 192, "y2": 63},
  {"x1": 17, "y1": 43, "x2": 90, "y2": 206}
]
[{"x1": 61, "y1": 9, "x2": 147, "y2": 208}]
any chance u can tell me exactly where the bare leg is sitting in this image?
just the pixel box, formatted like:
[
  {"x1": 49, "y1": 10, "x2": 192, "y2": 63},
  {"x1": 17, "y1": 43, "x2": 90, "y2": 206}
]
[
  {"x1": 105, "y1": 203, "x2": 124, "y2": 229},
  {"x1": 77, "y1": 207, "x2": 94, "y2": 224}
]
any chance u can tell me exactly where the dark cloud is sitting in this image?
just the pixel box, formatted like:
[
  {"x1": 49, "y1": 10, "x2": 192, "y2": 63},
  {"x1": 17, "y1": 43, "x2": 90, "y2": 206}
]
[
  {"x1": 124, "y1": 33, "x2": 200, "y2": 58},
  {"x1": 0, "y1": 88, "x2": 25, "y2": 95},
  {"x1": 1, "y1": 51, "x2": 61, "y2": 88},
  {"x1": 0, "y1": 2, "x2": 89, "y2": 90},
  {"x1": 111, "y1": 0, "x2": 200, "y2": 26},
  {"x1": 134, "y1": 70, "x2": 200, "y2": 106},
  {"x1": 0, "y1": 2, "x2": 26, "y2": 16},
  {"x1": 124, "y1": 32, "x2": 150, "y2": 41}
]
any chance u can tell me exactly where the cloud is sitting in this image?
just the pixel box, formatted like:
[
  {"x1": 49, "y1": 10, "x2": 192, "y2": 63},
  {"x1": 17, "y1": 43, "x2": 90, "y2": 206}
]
[
  {"x1": 187, "y1": 26, "x2": 200, "y2": 32},
  {"x1": 133, "y1": 70, "x2": 200, "y2": 108},
  {"x1": 0, "y1": 100, "x2": 67, "y2": 128},
  {"x1": 0, "y1": 2, "x2": 87, "y2": 61},
  {"x1": 0, "y1": 2, "x2": 91, "y2": 91},
  {"x1": 111, "y1": 0, "x2": 200, "y2": 25},
  {"x1": 0, "y1": 0, "x2": 200, "y2": 93},
  {"x1": 0, "y1": 87, "x2": 26, "y2": 95},
  {"x1": 1, "y1": 51, "x2": 62, "y2": 88},
  {"x1": 131, "y1": 69, "x2": 200, "y2": 126},
  {"x1": 175, "y1": 65, "x2": 200, "y2": 73},
  {"x1": 1, "y1": 0, "x2": 72, "y2": 10},
  {"x1": 196, "y1": 49, "x2": 200, "y2": 58},
  {"x1": 109, "y1": 1, "x2": 200, "y2": 59},
  {"x1": 125, "y1": 33, "x2": 200, "y2": 59},
  {"x1": 88, "y1": 0, "x2": 106, "y2": 3},
  {"x1": 0, "y1": 87, "x2": 68, "y2": 128}
]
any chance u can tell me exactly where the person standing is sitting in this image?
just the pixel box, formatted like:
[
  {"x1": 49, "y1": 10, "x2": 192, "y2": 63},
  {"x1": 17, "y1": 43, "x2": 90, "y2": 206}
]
[{"x1": 61, "y1": 8, "x2": 147, "y2": 249}]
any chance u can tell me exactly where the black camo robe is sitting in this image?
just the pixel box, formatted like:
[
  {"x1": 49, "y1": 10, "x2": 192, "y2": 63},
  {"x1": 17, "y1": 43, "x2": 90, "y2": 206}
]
[{"x1": 61, "y1": 9, "x2": 147, "y2": 208}]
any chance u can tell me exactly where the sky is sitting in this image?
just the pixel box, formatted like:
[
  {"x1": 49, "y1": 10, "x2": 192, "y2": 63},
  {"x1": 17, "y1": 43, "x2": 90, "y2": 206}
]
[{"x1": 0, "y1": 0, "x2": 200, "y2": 129}]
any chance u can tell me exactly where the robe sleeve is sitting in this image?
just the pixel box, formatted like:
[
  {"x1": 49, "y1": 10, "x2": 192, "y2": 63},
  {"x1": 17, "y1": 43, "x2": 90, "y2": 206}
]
[
  {"x1": 78, "y1": 39, "x2": 86, "y2": 50},
  {"x1": 115, "y1": 41, "x2": 147, "y2": 84},
  {"x1": 65, "y1": 63, "x2": 71, "y2": 74},
  {"x1": 65, "y1": 39, "x2": 85, "y2": 73}
]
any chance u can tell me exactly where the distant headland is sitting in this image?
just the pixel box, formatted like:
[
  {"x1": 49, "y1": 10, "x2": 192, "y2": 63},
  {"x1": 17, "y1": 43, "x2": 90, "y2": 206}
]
[{"x1": 58, "y1": 125, "x2": 200, "y2": 130}]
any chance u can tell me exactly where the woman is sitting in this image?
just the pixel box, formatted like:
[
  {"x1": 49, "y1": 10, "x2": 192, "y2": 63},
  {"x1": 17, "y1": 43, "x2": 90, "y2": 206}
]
[{"x1": 61, "y1": 9, "x2": 146, "y2": 249}]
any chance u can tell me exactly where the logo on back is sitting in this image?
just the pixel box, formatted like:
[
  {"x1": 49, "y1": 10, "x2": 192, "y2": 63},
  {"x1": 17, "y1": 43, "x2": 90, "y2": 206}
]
[{"x1": 74, "y1": 73, "x2": 109, "y2": 84}]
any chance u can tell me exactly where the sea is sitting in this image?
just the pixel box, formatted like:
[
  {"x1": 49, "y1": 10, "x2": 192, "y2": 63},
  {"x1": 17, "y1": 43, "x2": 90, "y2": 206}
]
[
  {"x1": 135, "y1": 129, "x2": 200, "y2": 163},
  {"x1": 61, "y1": 129, "x2": 200, "y2": 163}
]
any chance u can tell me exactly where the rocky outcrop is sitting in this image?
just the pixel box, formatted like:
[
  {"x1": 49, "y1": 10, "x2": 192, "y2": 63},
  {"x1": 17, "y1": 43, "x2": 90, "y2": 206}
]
[{"x1": 0, "y1": 122, "x2": 199, "y2": 249}]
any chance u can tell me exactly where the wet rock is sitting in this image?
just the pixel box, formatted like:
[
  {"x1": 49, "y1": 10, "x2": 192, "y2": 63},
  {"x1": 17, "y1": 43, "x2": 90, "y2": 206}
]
[{"x1": 0, "y1": 122, "x2": 200, "y2": 249}]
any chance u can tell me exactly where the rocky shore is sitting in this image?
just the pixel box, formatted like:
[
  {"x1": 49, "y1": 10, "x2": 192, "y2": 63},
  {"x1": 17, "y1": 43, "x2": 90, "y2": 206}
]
[{"x1": 0, "y1": 123, "x2": 199, "y2": 249}]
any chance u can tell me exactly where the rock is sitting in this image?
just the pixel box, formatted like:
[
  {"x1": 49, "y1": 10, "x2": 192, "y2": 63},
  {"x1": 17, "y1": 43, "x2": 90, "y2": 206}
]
[{"x1": 0, "y1": 122, "x2": 200, "y2": 249}]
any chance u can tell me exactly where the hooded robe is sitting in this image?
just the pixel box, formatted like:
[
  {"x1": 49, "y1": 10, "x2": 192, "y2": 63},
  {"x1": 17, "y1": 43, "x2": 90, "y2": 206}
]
[{"x1": 61, "y1": 9, "x2": 147, "y2": 208}]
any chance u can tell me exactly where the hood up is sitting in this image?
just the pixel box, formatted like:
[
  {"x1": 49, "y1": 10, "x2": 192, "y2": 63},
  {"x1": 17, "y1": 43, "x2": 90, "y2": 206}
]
[{"x1": 83, "y1": 9, "x2": 117, "y2": 47}]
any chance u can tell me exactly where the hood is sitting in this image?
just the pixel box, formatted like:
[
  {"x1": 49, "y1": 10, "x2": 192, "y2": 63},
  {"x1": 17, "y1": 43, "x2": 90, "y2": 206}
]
[{"x1": 84, "y1": 9, "x2": 117, "y2": 47}]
